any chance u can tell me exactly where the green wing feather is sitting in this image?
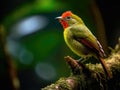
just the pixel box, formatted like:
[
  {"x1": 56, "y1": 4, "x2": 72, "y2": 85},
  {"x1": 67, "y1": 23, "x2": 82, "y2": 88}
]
[{"x1": 71, "y1": 24, "x2": 105, "y2": 57}]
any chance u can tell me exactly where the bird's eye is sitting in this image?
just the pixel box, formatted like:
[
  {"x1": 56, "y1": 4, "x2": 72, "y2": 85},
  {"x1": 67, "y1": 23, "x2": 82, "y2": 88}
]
[{"x1": 66, "y1": 16, "x2": 71, "y2": 20}]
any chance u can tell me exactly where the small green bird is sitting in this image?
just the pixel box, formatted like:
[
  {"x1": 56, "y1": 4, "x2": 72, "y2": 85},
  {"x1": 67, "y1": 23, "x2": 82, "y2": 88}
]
[{"x1": 56, "y1": 11, "x2": 111, "y2": 78}]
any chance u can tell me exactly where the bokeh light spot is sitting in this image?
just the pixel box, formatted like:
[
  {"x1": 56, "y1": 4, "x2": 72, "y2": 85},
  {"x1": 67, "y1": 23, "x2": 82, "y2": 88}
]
[
  {"x1": 35, "y1": 63, "x2": 56, "y2": 81},
  {"x1": 10, "y1": 15, "x2": 48, "y2": 38},
  {"x1": 7, "y1": 39, "x2": 33, "y2": 65},
  {"x1": 18, "y1": 49, "x2": 34, "y2": 65}
]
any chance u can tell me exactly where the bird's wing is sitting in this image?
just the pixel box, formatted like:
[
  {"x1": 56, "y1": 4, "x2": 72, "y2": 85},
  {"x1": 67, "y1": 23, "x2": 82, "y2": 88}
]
[{"x1": 71, "y1": 24, "x2": 105, "y2": 57}]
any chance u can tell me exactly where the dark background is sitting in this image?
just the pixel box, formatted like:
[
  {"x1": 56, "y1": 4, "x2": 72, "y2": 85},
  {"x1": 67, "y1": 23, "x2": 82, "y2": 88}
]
[{"x1": 0, "y1": 0, "x2": 120, "y2": 90}]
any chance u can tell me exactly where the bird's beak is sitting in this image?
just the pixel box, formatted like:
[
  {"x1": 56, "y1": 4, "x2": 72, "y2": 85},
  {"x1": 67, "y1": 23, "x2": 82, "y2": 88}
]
[{"x1": 55, "y1": 16, "x2": 63, "y2": 20}]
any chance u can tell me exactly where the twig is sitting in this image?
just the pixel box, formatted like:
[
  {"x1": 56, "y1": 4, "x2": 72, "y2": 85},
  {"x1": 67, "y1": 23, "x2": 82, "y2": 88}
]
[{"x1": 0, "y1": 25, "x2": 20, "y2": 90}]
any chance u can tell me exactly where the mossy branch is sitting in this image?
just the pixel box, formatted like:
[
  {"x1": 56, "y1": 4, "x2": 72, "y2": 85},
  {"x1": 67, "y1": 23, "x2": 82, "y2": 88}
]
[{"x1": 42, "y1": 37, "x2": 120, "y2": 90}]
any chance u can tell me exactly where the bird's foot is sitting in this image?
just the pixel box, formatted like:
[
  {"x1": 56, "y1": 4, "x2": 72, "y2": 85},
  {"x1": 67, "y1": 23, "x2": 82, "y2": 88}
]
[
  {"x1": 76, "y1": 57, "x2": 88, "y2": 63},
  {"x1": 76, "y1": 58, "x2": 84, "y2": 63}
]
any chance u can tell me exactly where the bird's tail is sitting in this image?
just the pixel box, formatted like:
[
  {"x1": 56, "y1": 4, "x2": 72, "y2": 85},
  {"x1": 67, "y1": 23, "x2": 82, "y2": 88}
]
[{"x1": 98, "y1": 57, "x2": 112, "y2": 79}]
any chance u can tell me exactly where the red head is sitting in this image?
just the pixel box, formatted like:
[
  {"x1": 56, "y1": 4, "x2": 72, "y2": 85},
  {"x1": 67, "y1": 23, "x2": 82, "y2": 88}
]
[
  {"x1": 56, "y1": 11, "x2": 73, "y2": 29},
  {"x1": 61, "y1": 11, "x2": 72, "y2": 18},
  {"x1": 56, "y1": 11, "x2": 84, "y2": 29}
]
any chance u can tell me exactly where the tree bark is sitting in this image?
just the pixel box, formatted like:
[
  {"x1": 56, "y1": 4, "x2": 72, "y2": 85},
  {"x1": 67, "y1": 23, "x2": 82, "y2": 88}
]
[{"x1": 42, "y1": 38, "x2": 120, "y2": 90}]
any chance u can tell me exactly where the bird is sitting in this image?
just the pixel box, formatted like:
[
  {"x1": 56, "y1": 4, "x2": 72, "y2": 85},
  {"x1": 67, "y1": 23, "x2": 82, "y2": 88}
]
[{"x1": 56, "y1": 11, "x2": 111, "y2": 78}]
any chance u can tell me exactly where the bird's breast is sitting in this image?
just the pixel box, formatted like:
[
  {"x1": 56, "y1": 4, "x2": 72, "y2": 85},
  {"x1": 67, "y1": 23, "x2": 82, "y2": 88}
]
[{"x1": 63, "y1": 28, "x2": 91, "y2": 58}]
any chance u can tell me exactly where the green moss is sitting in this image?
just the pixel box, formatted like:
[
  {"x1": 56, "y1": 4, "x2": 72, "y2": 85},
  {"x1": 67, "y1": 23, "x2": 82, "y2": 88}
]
[{"x1": 56, "y1": 78, "x2": 72, "y2": 90}]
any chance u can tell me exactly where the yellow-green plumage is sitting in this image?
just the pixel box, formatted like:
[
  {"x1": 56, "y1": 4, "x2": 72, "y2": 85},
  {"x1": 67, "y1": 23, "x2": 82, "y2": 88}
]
[
  {"x1": 56, "y1": 11, "x2": 112, "y2": 78},
  {"x1": 57, "y1": 11, "x2": 105, "y2": 58},
  {"x1": 64, "y1": 23, "x2": 99, "y2": 58}
]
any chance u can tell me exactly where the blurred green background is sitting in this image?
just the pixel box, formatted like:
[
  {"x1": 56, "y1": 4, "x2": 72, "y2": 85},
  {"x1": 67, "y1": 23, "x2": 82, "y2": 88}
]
[{"x1": 0, "y1": 0, "x2": 120, "y2": 90}]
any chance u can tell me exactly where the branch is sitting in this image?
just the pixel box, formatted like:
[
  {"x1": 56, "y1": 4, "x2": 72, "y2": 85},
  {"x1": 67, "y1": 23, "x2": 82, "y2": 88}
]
[
  {"x1": 42, "y1": 37, "x2": 120, "y2": 90},
  {"x1": 0, "y1": 25, "x2": 20, "y2": 90}
]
